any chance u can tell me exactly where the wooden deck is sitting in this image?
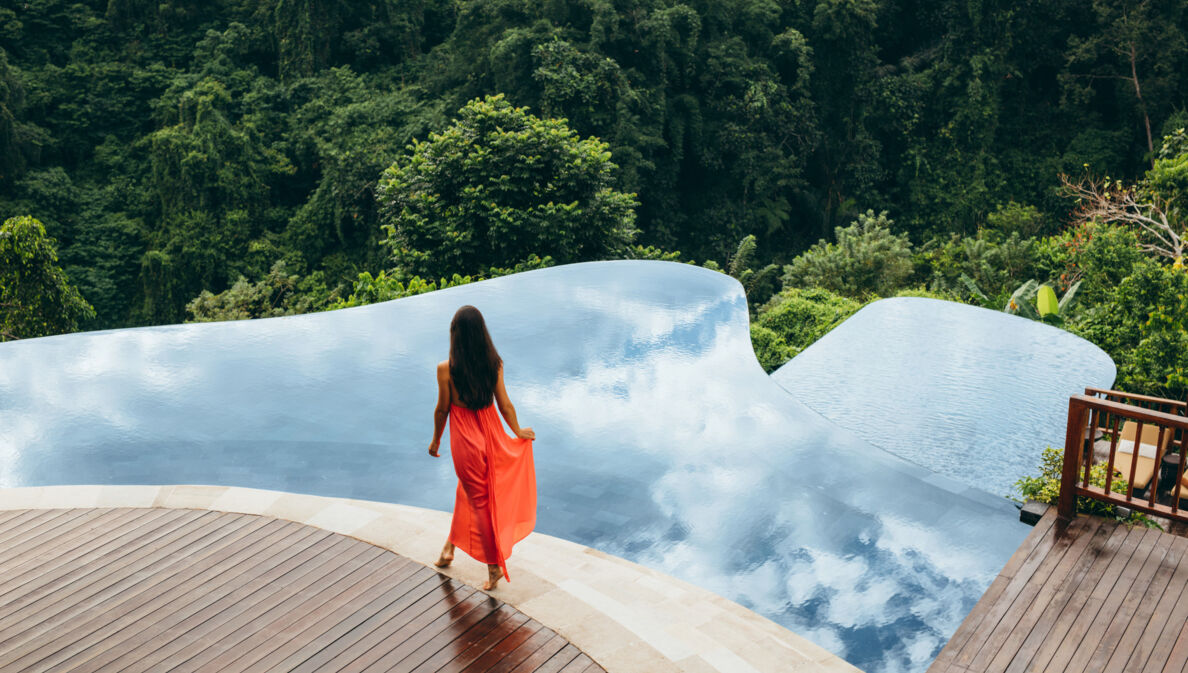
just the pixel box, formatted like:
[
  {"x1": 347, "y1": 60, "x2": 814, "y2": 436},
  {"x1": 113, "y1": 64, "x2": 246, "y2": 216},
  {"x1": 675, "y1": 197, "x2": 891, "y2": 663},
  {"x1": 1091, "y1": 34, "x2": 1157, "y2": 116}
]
[
  {"x1": 0, "y1": 507, "x2": 605, "y2": 673},
  {"x1": 929, "y1": 509, "x2": 1188, "y2": 673}
]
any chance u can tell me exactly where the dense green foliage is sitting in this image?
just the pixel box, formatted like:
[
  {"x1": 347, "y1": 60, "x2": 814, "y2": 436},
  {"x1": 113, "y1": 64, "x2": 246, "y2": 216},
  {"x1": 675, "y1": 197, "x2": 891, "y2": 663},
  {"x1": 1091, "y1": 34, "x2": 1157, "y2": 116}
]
[
  {"x1": 783, "y1": 210, "x2": 913, "y2": 297},
  {"x1": 4, "y1": 0, "x2": 1188, "y2": 330},
  {"x1": 756, "y1": 145, "x2": 1188, "y2": 406},
  {"x1": 751, "y1": 287, "x2": 861, "y2": 370},
  {"x1": 3, "y1": 0, "x2": 1188, "y2": 412},
  {"x1": 376, "y1": 95, "x2": 637, "y2": 277},
  {"x1": 0, "y1": 215, "x2": 93, "y2": 340}
]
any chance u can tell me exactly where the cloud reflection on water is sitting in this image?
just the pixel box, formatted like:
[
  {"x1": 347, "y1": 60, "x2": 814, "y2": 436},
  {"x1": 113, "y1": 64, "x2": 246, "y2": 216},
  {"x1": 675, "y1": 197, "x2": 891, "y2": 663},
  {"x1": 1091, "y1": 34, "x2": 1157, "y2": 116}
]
[{"x1": 0, "y1": 261, "x2": 1048, "y2": 673}]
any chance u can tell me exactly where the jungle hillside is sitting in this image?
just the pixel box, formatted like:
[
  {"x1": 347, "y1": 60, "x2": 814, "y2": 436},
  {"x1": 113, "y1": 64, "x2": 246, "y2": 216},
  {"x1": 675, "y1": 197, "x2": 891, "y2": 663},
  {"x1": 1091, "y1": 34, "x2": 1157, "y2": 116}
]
[{"x1": 2, "y1": 0, "x2": 1187, "y2": 400}]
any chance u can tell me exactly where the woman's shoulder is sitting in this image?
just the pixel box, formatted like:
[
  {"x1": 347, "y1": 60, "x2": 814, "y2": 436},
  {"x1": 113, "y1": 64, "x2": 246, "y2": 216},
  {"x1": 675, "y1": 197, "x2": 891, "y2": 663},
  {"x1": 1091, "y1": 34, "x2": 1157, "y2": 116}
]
[{"x1": 437, "y1": 360, "x2": 450, "y2": 378}]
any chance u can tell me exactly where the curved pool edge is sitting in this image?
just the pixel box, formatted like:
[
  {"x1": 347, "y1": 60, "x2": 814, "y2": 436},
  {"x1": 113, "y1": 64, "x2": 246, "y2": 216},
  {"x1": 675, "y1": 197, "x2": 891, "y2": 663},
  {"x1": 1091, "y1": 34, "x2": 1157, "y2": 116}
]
[{"x1": 0, "y1": 484, "x2": 862, "y2": 673}]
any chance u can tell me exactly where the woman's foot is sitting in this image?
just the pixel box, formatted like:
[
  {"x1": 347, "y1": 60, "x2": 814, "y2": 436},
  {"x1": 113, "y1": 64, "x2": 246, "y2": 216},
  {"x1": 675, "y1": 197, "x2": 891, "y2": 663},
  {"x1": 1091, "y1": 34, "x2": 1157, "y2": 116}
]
[
  {"x1": 434, "y1": 541, "x2": 455, "y2": 568},
  {"x1": 482, "y1": 564, "x2": 503, "y2": 591}
]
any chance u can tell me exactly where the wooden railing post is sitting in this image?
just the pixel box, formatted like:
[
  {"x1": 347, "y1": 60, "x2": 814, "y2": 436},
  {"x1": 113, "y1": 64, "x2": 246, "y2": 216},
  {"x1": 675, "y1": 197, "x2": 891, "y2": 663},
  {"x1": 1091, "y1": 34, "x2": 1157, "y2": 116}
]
[{"x1": 1058, "y1": 398, "x2": 1086, "y2": 521}]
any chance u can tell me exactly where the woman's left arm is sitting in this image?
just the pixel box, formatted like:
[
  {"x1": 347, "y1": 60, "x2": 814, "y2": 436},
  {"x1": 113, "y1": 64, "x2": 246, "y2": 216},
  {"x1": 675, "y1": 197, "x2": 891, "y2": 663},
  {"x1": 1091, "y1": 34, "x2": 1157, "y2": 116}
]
[{"x1": 429, "y1": 362, "x2": 451, "y2": 457}]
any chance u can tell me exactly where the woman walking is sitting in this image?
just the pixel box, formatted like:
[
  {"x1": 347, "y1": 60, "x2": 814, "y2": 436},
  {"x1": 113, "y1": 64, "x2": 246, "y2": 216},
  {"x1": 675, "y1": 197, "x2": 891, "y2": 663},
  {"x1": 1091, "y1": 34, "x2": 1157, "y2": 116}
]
[{"x1": 428, "y1": 305, "x2": 537, "y2": 591}]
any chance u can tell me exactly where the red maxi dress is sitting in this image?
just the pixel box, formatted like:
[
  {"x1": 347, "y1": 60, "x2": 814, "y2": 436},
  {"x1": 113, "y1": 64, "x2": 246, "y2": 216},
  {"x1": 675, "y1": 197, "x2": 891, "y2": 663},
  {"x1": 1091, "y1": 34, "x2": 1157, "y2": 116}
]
[{"x1": 447, "y1": 403, "x2": 536, "y2": 581}]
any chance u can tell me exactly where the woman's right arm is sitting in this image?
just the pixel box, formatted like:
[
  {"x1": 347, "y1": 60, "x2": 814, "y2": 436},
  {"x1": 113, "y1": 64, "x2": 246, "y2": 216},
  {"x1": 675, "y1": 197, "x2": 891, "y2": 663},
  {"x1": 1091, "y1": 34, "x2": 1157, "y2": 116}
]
[
  {"x1": 428, "y1": 362, "x2": 451, "y2": 456},
  {"x1": 494, "y1": 366, "x2": 535, "y2": 440}
]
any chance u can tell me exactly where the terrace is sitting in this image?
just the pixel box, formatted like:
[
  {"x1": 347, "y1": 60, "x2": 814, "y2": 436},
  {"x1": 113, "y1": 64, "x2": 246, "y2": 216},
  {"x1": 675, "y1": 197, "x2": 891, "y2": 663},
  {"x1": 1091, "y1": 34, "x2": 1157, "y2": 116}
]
[{"x1": 929, "y1": 387, "x2": 1188, "y2": 673}]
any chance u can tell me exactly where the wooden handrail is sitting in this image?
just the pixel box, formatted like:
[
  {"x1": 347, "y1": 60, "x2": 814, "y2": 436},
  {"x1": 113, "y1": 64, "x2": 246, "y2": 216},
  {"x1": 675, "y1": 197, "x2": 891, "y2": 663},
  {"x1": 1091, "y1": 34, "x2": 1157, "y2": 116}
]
[
  {"x1": 1071, "y1": 395, "x2": 1188, "y2": 430},
  {"x1": 1058, "y1": 394, "x2": 1188, "y2": 523},
  {"x1": 1084, "y1": 387, "x2": 1187, "y2": 414}
]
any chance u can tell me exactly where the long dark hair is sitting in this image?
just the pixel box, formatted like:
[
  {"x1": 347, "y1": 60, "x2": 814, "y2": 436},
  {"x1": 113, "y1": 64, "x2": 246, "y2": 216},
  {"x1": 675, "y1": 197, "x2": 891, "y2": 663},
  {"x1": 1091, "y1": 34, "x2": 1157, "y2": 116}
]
[{"x1": 449, "y1": 305, "x2": 503, "y2": 409}]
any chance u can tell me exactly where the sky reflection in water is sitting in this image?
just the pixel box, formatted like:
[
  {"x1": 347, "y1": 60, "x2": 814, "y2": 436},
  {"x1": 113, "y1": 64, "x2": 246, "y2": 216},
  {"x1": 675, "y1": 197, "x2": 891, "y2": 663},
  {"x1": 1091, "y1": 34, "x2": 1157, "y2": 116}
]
[
  {"x1": 0, "y1": 262, "x2": 1071, "y2": 673},
  {"x1": 772, "y1": 298, "x2": 1116, "y2": 498}
]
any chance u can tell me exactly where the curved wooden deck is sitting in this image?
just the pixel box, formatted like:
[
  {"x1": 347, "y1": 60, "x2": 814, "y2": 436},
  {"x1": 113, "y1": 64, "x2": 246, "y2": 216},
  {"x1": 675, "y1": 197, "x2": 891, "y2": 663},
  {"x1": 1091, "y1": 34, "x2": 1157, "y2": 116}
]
[
  {"x1": 929, "y1": 509, "x2": 1188, "y2": 673},
  {"x1": 0, "y1": 507, "x2": 605, "y2": 673}
]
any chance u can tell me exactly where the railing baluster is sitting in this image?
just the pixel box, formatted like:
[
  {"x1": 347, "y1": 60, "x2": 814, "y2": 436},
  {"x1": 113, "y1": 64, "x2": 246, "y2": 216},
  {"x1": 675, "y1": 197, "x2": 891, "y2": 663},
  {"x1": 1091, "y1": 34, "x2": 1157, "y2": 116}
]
[
  {"x1": 1126, "y1": 421, "x2": 1144, "y2": 501},
  {"x1": 1176, "y1": 436, "x2": 1188, "y2": 515},
  {"x1": 1083, "y1": 408, "x2": 1100, "y2": 489},
  {"x1": 1148, "y1": 425, "x2": 1166, "y2": 509},
  {"x1": 1104, "y1": 414, "x2": 1121, "y2": 497}
]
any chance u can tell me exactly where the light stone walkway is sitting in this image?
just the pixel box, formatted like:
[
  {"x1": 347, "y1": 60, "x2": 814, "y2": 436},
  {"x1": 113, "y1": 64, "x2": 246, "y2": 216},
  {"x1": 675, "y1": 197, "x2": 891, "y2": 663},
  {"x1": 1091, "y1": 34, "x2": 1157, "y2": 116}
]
[{"x1": 0, "y1": 485, "x2": 861, "y2": 673}]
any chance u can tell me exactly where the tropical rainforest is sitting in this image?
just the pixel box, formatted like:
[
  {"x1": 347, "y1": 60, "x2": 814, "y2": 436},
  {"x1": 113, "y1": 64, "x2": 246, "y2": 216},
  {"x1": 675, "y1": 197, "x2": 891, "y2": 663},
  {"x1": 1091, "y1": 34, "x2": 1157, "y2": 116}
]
[{"x1": 1, "y1": 0, "x2": 1187, "y2": 401}]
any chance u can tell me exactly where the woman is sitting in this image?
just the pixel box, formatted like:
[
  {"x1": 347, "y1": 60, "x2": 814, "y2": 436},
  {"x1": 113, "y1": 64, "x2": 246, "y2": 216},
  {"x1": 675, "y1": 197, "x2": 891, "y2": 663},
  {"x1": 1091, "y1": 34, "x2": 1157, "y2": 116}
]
[{"x1": 428, "y1": 305, "x2": 537, "y2": 591}]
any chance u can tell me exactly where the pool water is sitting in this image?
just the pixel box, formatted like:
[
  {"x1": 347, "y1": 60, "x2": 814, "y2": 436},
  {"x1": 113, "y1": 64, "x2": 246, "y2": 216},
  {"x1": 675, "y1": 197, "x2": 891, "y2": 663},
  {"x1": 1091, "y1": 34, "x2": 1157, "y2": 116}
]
[
  {"x1": 772, "y1": 297, "x2": 1116, "y2": 498},
  {"x1": 0, "y1": 262, "x2": 1092, "y2": 673}
]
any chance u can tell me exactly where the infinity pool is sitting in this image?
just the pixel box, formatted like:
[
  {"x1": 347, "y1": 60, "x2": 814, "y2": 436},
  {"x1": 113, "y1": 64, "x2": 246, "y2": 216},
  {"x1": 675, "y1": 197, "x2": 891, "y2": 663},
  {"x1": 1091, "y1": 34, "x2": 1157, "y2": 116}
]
[
  {"x1": 772, "y1": 298, "x2": 1116, "y2": 497},
  {"x1": 1, "y1": 262, "x2": 1062, "y2": 673}
]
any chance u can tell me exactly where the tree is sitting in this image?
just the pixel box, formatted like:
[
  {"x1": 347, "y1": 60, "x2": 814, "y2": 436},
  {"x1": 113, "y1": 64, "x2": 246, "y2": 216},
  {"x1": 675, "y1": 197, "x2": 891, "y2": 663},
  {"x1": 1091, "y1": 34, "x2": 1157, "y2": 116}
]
[
  {"x1": 1062, "y1": 0, "x2": 1188, "y2": 163},
  {"x1": 142, "y1": 77, "x2": 295, "y2": 323},
  {"x1": 1073, "y1": 259, "x2": 1188, "y2": 401},
  {"x1": 376, "y1": 95, "x2": 638, "y2": 278},
  {"x1": 1060, "y1": 140, "x2": 1187, "y2": 263},
  {"x1": 782, "y1": 209, "x2": 914, "y2": 297},
  {"x1": 0, "y1": 215, "x2": 94, "y2": 340},
  {"x1": 185, "y1": 261, "x2": 328, "y2": 322}
]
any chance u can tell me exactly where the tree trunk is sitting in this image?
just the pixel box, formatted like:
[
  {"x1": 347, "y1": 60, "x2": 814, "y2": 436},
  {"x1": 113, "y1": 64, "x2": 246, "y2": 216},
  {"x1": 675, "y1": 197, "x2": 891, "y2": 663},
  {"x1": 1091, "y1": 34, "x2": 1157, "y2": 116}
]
[{"x1": 1129, "y1": 42, "x2": 1154, "y2": 163}]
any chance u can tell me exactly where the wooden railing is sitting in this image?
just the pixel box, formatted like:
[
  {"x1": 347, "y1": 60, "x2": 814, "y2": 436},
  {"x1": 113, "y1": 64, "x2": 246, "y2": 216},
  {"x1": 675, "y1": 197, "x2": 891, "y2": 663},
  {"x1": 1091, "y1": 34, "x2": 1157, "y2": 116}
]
[
  {"x1": 1083, "y1": 386, "x2": 1188, "y2": 417},
  {"x1": 1058, "y1": 393, "x2": 1188, "y2": 523}
]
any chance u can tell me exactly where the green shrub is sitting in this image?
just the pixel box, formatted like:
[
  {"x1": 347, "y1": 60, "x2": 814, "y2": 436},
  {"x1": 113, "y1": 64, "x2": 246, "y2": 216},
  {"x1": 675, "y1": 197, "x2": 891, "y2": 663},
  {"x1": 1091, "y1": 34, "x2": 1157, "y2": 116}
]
[
  {"x1": 750, "y1": 287, "x2": 862, "y2": 371},
  {"x1": 783, "y1": 210, "x2": 914, "y2": 298},
  {"x1": 1015, "y1": 447, "x2": 1161, "y2": 528},
  {"x1": 749, "y1": 324, "x2": 796, "y2": 372}
]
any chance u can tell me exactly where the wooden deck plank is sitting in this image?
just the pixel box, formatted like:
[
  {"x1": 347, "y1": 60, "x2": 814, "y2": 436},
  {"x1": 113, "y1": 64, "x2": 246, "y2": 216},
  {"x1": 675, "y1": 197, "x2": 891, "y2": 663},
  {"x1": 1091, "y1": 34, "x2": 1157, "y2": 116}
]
[
  {"x1": 0, "y1": 508, "x2": 110, "y2": 564},
  {"x1": 1101, "y1": 534, "x2": 1188, "y2": 673},
  {"x1": 0, "y1": 508, "x2": 90, "y2": 548},
  {"x1": 472, "y1": 621, "x2": 560, "y2": 673},
  {"x1": 0, "y1": 508, "x2": 190, "y2": 605},
  {"x1": 323, "y1": 583, "x2": 482, "y2": 673},
  {"x1": 1062, "y1": 526, "x2": 1170, "y2": 673},
  {"x1": 0, "y1": 515, "x2": 287, "y2": 671},
  {"x1": 459, "y1": 620, "x2": 547, "y2": 673},
  {"x1": 160, "y1": 543, "x2": 390, "y2": 673},
  {"x1": 534, "y1": 644, "x2": 582, "y2": 673},
  {"x1": 999, "y1": 517, "x2": 1117, "y2": 673},
  {"x1": 0, "y1": 510, "x2": 241, "y2": 640},
  {"x1": 933, "y1": 512, "x2": 1058, "y2": 668},
  {"x1": 1125, "y1": 537, "x2": 1188, "y2": 673},
  {"x1": 284, "y1": 573, "x2": 458, "y2": 673},
  {"x1": 557, "y1": 653, "x2": 595, "y2": 673},
  {"x1": 406, "y1": 604, "x2": 522, "y2": 670},
  {"x1": 212, "y1": 557, "x2": 421, "y2": 673},
  {"x1": 929, "y1": 513, "x2": 1188, "y2": 673},
  {"x1": 0, "y1": 509, "x2": 228, "y2": 649},
  {"x1": 1021, "y1": 519, "x2": 1135, "y2": 673},
  {"x1": 983, "y1": 515, "x2": 1104, "y2": 672},
  {"x1": 0, "y1": 508, "x2": 605, "y2": 673},
  {"x1": 1041, "y1": 522, "x2": 1151, "y2": 673},
  {"x1": 260, "y1": 567, "x2": 444, "y2": 673},
  {"x1": 68, "y1": 523, "x2": 332, "y2": 673},
  {"x1": 1140, "y1": 585, "x2": 1188, "y2": 673},
  {"x1": 353, "y1": 589, "x2": 498, "y2": 672},
  {"x1": 962, "y1": 515, "x2": 1100, "y2": 670},
  {"x1": 1159, "y1": 621, "x2": 1188, "y2": 673},
  {"x1": 949, "y1": 511, "x2": 1067, "y2": 667},
  {"x1": 506, "y1": 633, "x2": 571, "y2": 673}
]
